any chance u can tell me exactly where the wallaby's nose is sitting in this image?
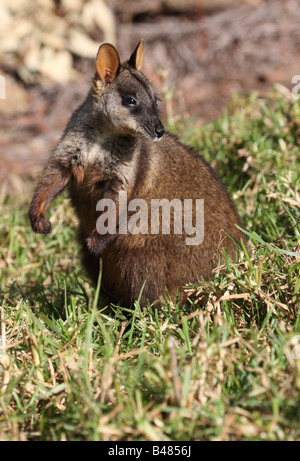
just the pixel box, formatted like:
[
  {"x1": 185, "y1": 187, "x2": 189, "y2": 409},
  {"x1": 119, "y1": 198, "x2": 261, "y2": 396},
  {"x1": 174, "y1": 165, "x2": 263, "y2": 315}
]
[{"x1": 155, "y1": 124, "x2": 165, "y2": 139}]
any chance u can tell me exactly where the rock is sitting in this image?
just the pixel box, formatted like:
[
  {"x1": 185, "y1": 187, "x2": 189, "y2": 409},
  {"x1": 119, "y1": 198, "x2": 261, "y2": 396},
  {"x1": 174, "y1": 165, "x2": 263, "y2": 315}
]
[{"x1": 0, "y1": 72, "x2": 30, "y2": 117}]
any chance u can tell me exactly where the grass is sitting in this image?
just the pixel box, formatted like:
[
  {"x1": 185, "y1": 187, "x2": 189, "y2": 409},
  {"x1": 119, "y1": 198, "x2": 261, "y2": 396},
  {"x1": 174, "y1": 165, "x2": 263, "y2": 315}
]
[{"x1": 0, "y1": 88, "x2": 300, "y2": 441}]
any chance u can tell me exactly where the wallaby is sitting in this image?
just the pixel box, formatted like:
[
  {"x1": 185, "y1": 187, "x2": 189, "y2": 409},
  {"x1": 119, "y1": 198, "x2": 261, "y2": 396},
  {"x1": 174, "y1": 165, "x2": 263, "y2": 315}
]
[{"x1": 28, "y1": 41, "x2": 244, "y2": 307}]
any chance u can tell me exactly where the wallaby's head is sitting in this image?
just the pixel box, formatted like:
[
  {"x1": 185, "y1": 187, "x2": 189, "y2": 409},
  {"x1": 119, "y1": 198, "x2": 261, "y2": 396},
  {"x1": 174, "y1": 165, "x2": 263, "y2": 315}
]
[{"x1": 93, "y1": 41, "x2": 165, "y2": 141}]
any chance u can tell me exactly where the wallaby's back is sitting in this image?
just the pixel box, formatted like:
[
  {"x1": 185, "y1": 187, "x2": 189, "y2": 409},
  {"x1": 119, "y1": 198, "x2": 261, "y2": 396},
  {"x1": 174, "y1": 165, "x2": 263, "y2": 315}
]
[{"x1": 28, "y1": 41, "x2": 244, "y2": 307}]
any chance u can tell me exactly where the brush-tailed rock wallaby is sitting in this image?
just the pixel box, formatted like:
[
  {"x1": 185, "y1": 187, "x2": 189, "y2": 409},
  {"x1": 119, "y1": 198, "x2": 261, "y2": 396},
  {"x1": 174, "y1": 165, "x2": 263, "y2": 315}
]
[{"x1": 28, "y1": 41, "x2": 244, "y2": 307}]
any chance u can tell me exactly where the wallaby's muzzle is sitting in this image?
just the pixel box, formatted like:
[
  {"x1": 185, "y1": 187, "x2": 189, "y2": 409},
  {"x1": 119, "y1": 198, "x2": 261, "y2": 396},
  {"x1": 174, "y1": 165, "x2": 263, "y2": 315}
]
[{"x1": 155, "y1": 121, "x2": 165, "y2": 139}]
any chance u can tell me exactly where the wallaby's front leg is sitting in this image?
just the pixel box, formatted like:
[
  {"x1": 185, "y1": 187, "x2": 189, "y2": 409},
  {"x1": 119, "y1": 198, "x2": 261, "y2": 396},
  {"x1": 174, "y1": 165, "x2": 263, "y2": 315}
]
[{"x1": 28, "y1": 162, "x2": 71, "y2": 234}]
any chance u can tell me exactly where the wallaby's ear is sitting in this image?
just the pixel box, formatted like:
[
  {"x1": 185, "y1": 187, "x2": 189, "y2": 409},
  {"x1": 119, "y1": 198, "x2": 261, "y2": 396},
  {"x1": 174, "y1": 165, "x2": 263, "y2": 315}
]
[
  {"x1": 128, "y1": 40, "x2": 144, "y2": 70},
  {"x1": 96, "y1": 43, "x2": 120, "y2": 86}
]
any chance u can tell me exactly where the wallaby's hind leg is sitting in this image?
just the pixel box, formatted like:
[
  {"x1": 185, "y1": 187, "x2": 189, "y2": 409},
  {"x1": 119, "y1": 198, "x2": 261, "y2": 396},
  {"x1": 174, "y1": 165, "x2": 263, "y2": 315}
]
[{"x1": 28, "y1": 164, "x2": 71, "y2": 234}]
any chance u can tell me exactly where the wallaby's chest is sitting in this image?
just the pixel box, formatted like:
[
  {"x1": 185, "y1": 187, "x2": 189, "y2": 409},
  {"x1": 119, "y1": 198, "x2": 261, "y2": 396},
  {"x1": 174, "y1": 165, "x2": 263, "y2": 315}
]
[{"x1": 67, "y1": 142, "x2": 141, "y2": 234}]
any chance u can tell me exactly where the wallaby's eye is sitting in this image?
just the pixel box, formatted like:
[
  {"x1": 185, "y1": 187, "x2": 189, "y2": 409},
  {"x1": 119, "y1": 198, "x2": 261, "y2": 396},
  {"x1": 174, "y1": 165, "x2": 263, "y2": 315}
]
[{"x1": 123, "y1": 96, "x2": 138, "y2": 107}]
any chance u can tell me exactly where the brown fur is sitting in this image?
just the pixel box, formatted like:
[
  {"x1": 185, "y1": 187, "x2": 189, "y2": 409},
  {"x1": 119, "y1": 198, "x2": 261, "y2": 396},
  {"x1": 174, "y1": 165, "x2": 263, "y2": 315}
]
[{"x1": 28, "y1": 41, "x2": 244, "y2": 307}]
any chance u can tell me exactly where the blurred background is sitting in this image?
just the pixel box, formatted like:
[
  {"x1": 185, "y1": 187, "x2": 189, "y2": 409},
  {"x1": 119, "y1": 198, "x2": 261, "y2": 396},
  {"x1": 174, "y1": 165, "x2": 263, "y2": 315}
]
[{"x1": 0, "y1": 0, "x2": 299, "y2": 193}]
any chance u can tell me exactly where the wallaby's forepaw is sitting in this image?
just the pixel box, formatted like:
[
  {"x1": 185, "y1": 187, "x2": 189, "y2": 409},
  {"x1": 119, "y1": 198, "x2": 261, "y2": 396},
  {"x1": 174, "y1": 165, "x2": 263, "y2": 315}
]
[
  {"x1": 29, "y1": 213, "x2": 52, "y2": 234},
  {"x1": 86, "y1": 230, "x2": 113, "y2": 256}
]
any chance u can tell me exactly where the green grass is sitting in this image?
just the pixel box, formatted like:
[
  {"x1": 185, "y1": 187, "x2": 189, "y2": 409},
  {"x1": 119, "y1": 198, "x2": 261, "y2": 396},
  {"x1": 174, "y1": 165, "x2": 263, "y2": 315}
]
[{"x1": 0, "y1": 89, "x2": 300, "y2": 441}]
